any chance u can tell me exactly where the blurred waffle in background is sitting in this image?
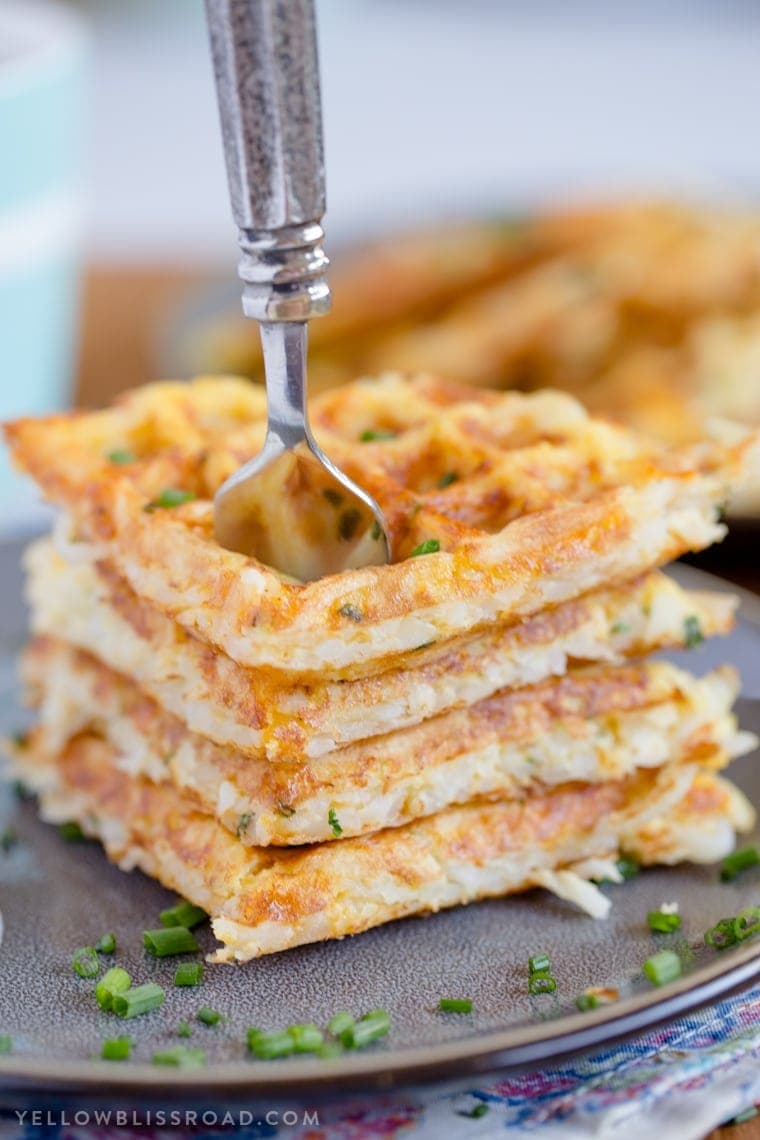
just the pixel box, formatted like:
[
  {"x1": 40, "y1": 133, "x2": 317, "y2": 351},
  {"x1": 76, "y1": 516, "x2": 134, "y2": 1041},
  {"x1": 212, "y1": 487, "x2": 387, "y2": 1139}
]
[{"x1": 176, "y1": 200, "x2": 760, "y2": 519}]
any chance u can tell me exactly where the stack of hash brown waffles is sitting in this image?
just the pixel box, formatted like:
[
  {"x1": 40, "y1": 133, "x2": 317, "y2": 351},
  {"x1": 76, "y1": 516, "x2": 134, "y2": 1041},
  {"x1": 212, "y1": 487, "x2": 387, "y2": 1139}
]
[{"x1": 3, "y1": 373, "x2": 760, "y2": 962}]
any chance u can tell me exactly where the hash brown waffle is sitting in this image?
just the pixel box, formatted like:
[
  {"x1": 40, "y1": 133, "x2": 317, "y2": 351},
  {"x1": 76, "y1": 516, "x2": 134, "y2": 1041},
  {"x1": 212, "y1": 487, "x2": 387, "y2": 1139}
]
[
  {"x1": 26, "y1": 539, "x2": 737, "y2": 759},
  {"x1": 13, "y1": 732, "x2": 754, "y2": 960},
  {"x1": 22, "y1": 636, "x2": 751, "y2": 846},
  {"x1": 6, "y1": 374, "x2": 757, "y2": 676}
]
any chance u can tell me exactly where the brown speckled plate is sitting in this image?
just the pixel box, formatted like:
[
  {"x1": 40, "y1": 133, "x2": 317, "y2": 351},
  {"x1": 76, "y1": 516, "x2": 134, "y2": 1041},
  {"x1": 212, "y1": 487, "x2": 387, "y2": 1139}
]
[{"x1": 0, "y1": 529, "x2": 758, "y2": 1111}]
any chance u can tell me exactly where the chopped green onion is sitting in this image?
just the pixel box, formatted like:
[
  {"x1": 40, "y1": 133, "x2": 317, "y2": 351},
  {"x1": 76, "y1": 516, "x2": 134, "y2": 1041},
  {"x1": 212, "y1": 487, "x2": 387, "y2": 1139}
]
[
  {"x1": 316, "y1": 1040, "x2": 344, "y2": 1059},
  {"x1": 732, "y1": 907, "x2": 760, "y2": 942},
  {"x1": 152, "y1": 1046, "x2": 205, "y2": 1068},
  {"x1": 360, "y1": 429, "x2": 396, "y2": 442},
  {"x1": 721, "y1": 846, "x2": 760, "y2": 882},
  {"x1": 338, "y1": 603, "x2": 363, "y2": 623},
  {"x1": 101, "y1": 1036, "x2": 132, "y2": 1061},
  {"x1": 437, "y1": 471, "x2": 459, "y2": 489},
  {"x1": 59, "y1": 821, "x2": 86, "y2": 842},
  {"x1": 95, "y1": 932, "x2": 116, "y2": 955},
  {"x1": 0, "y1": 1036, "x2": 12, "y2": 1055},
  {"x1": 144, "y1": 488, "x2": 196, "y2": 512},
  {"x1": 643, "y1": 950, "x2": 681, "y2": 986},
  {"x1": 457, "y1": 1104, "x2": 489, "y2": 1119},
  {"x1": 72, "y1": 947, "x2": 100, "y2": 979},
  {"x1": 96, "y1": 967, "x2": 131, "y2": 1011},
  {"x1": 235, "y1": 813, "x2": 252, "y2": 839},
  {"x1": 112, "y1": 983, "x2": 165, "y2": 1019},
  {"x1": 174, "y1": 962, "x2": 204, "y2": 987},
  {"x1": 610, "y1": 621, "x2": 630, "y2": 635},
  {"x1": 143, "y1": 926, "x2": 199, "y2": 957},
  {"x1": 437, "y1": 998, "x2": 473, "y2": 1014},
  {"x1": 107, "y1": 448, "x2": 136, "y2": 465},
  {"x1": 528, "y1": 972, "x2": 557, "y2": 996},
  {"x1": 276, "y1": 803, "x2": 296, "y2": 818},
  {"x1": 341, "y1": 1009, "x2": 390, "y2": 1049},
  {"x1": 0, "y1": 829, "x2": 17, "y2": 854},
  {"x1": 683, "y1": 615, "x2": 704, "y2": 649},
  {"x1": 410, "y1": 539, "x2": 440, "y2": 557},
  {"x1": 159, "y1": 900, "x2": 208, "y2": 929},
  {"x1": 287, "y1": 1023, "x2": 324, "y2": 1053},
  {"x1": 647, "y1": 910, "x2": 682, "y2": 934},
  {"x1": 371, "y1": 521, "x2": 382, "y2": 541},
  {"x1": 247, "y1": 1028, "x2": 295, "y2": 1060},
  {"x1": 528, "y1": 953, "x2": 550, "y2": 975},
  {"x1": 197, "y1": 1006, "x2": 224, "y2": 1027},
  {"x1": 177, "y1": 1021, "x2": 192, "y2": 1038},
  {"x1": 328, "y1": 808, "x2": 343, "y2": 838},
  {"x1": 327, "y1": 1011, "x2": 354, "y2": 1038},
  {"x1": 575, "y1": 992, "x2": 600, "y2": 1012},
  {"x1": 615, "y1": 857, "x2": 639, "y2": 881},
  {"x1": 705, "y1": 918, "x2": 738, "y2": 951}
]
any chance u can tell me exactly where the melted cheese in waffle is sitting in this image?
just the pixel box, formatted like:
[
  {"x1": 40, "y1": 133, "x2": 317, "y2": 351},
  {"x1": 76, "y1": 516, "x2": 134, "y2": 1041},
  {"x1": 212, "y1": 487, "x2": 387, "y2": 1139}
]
[
  {"x1": 5, "y1": 374, "x2": 757, "y2": 675},
  {"x1": 21, "y1": 636, "x2": 753, "y2": 847}
]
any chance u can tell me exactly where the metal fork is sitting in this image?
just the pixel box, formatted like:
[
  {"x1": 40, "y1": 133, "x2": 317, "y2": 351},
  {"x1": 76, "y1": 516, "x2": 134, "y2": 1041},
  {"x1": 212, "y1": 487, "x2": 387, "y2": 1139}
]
[{"x1": 205, "y1": 0, "x2": 391, "y2": 581}]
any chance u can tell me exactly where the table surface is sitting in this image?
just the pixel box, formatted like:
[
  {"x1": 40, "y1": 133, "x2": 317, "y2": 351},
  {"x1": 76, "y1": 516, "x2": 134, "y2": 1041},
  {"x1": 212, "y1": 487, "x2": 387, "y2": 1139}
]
[{"x1": 73, "y1": 264, "x2": 760, "y2": 1140}]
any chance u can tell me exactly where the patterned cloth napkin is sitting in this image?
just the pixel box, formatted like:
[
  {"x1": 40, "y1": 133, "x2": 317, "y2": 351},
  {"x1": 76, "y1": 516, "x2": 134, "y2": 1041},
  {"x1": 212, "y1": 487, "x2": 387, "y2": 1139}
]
[{"x1": 2, "y1": 985, "x2": 759, "y2": 1140}]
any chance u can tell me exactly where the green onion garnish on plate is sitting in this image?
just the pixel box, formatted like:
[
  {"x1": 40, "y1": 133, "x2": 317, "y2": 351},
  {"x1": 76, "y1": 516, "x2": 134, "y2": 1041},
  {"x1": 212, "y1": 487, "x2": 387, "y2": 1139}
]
[
  {"x1": 96, "y1": 967, "x2": 131, "y2": 1011},
  {"x1": 59, "y1": 821, "x2": 86, "y2": 842},
  {"x1": 615, "y1": 857, "x2": 639, "y2": 881},
  {"x1": 101, "y1": 1036, "x2": 132, "y2": 1061},
  {"x1": 143, "y1": 926, "x2": 199, "y2": 957},
  {"x1": 341, "y1": 1009, "x2": 390, "y2": 1049},
  {"x1": 152, "y1": 1046, "x2": 205, "y2": 1068},
  {"x1": 174, "y1": 962, "x2": 204, "y2": 987},
  {"x1": 528, "y1": 953, "x2": 550, "y2": 974},
  {"x1": 327, "y1": 1011, "x2": 354, "y2": 1038},
  {"x1": 437, "y1": 998, "x2": 472, "y2": 1014},
  {"x1": 247, "y1": 1028, "x2": 295, "y2": 1060},
  {"x1": 732, "y1": 907, "x2": 760, "y2": 942},
  {"x1": 72, "y1": 947, "x2": 100, "y2": 979},
  {"x1": 647, "y1": 910, "x2": 681, "y2": 934},
  {"x1": 177, "y1": 1021, "x2": 192, "y2": 1038},
  {"x1": 328, "y1": 808, "x2": 343, "y2": 838},
  {"x1": 112, "y1": 983, "x2": 165, "y2": 1019},
  {"x1": 0, "y1": 1036, "x2": 12, "y2": 1055},
  {"x1": 95, "y1": 932, "x2": 116, "y2": 955},
  {"x1": 196, "y1": 1006, "x2": 224, "y2": 1027},
  {"x1": 721, "y1": 846, "x2": 760, "y2": 882},
  {"x1": 575, "y1": 992, "x2": 600, "y2": 1012},
  {"x1": 287, "y1": 1023, "x2": 324, "y2": 1053},
  {"x1": 705, "y1": 918, "x2": 738, "y2": 950},
  {"x1": 159, "y1": 900, "x2": 208, "y2": 929},
  {"x1": 528, "y1": 972, "x2": 557, "y2": 996},
  {"x1": 643, "y1": 950, "x2": 681, "y2": 986}
]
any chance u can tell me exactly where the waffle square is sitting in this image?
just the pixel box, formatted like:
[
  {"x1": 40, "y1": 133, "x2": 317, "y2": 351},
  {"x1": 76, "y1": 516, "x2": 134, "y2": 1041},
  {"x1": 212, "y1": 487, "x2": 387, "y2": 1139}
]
[
  {"x1": 25, "y1": 538, "x2": 737, "y2": 760},
  {"x1": 5, "y1": 374, "x2": 757, "y2": 676},
  {"x1": 12, "y1": 730, "x2": 754, "y2": 961}
]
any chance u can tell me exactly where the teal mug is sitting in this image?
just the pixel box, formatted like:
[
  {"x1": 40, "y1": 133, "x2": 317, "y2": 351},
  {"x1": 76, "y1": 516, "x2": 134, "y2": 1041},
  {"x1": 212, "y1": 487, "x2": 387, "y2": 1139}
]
[{"x1": 0, "y1": 0, "x2": 88, "y2": 528}]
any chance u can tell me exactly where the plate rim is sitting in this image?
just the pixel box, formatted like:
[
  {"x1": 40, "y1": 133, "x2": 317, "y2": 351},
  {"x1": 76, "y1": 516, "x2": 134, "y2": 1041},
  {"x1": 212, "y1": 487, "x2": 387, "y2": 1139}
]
[{"x1": 1, "y1": 557, "x2": 758, "y2": 1103}]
